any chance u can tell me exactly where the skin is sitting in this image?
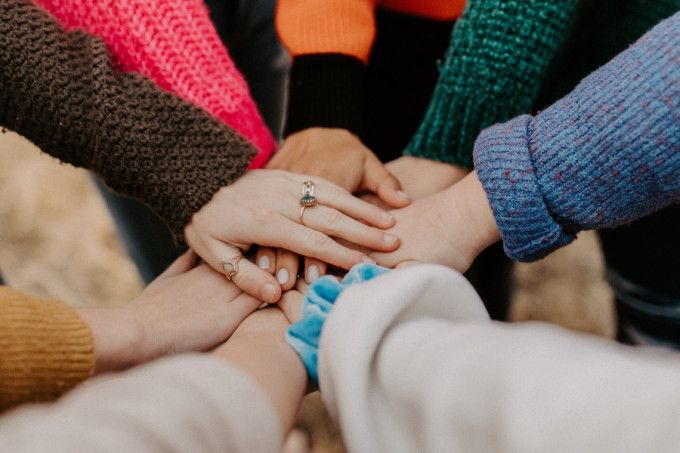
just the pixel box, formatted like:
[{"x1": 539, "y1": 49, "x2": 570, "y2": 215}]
[
  {"x1": 211, "y1": 291, "x2": 307, "y2": 435},
  {"x1": 371, "y1": 172, "x2": 501, "y2": 272},
  {"x1": 260, "y1": 128, "x2": 411, "y2": 288},
  {"x1": 185, "y1": 169, "x2": 399, "y2": 304},
  {"x1": 76, "y1": 251, "x2": 261, "y2": 373}
]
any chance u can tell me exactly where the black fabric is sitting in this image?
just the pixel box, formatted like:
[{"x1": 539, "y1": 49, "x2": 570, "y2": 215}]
[
  {"x1": 363, "y1": 8, "x2": 454, "y2": 162},
  {"x1": 285, "y1": 54, "x2": 367, "y2": 137}
]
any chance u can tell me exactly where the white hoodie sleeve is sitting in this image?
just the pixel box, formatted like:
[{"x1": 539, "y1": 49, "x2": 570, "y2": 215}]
[
  {"x1": 318, "y1": 264, "x2": 680, "y2": 453},
  {"x1": 0, "y1": 355, "x2": 281, "y2": 453}
]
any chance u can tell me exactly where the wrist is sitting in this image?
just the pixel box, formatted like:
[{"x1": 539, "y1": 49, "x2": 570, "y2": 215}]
[
  {"x1": 76, "y1": 307, "x2": 146, "y2": 373},
  {"x1": 447, "y1": 171, "x2": 501, "y2": 257}
]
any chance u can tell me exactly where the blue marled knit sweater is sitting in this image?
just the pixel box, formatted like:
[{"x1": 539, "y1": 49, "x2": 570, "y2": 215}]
[{"x1": 474, "y1": 12, "x2": 679, "y2": 262}]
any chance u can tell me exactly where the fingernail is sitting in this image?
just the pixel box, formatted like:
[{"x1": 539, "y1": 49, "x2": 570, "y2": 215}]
[
  {"x1": 307, "y1": 265, "x2": 320, "y2": 282},
  {"x1": 262, "y1": 284, "x2": 276, "y2": 302},
  {"x1": 362, "y1": 256, "x2": 376, "y2": 264},
  {"x1": 383, "y1": 233, "x2": 397, "y2": 244},
  {"x1": 277, "y1": 268, "x2": 290, "y2": 285},
  {"x1": 397, "y1": 190, "x2": 410, "y2": 200},
  {"x1": 381, "y1": 211, "x2": 394, "y2": 222},
  {"x1": 258, "y1": 255, "x2": 270, "y2": 270}
]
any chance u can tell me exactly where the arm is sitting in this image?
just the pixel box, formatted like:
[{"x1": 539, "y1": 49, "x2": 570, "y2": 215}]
[
  {"x1": 0, "y1": 252, "x2": 261, "y2": 412},
  {"x1": 374, "y1": 12, "x2": 680, "y2": 269},
  {"x1": 0, "y1": 0, "x2": 256, "y2": 243},
  {"x1": 0, "y1": 308, "x2": 306, "y2": 453},
  {"x1": 474, "y1": 11, "x2": 680, "y2": 261},
  {"x1": 404, "y1": 0, "x2": 580, "y2": 168},
  {"x1": 34, "y1": 0, "x2": 276, "y2": 165},
  {"x1": 319, "y1": 265, "x2": 680, "y2": 452}
]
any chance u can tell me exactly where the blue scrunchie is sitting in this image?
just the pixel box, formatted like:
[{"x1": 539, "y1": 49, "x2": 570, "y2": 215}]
[{"x1": 286, "y1": 263, "x2": 389, "y2": 385}]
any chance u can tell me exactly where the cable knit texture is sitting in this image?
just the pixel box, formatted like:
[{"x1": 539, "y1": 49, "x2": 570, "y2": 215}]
[
  {"x1": 405, "y1": 0, "x2": 579, "y2": 168},
  {"x1": 34, "y1": 0, "x2": 275, "y2": 167},
  {"x1": 474, "y1": 13, "x2": 680, "y2": 262},
  {"x1": 0, "y1": 0, "x2": 256, "y2": 242},
  {"x1": 0, "y1": 287, "x2": 94, "y2": 412}
]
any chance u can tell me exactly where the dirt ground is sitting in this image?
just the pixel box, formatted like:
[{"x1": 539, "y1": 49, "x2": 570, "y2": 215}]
[{"x1": 0, "y1": 130, "x2": 615, "y2": 452}]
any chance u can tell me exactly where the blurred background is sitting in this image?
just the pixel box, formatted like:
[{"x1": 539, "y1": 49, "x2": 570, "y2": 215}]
[{"x1": 0, "y1": 129, "x2": 615, "y2": 452}]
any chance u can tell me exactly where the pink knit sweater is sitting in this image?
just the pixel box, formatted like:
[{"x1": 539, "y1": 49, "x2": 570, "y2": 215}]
[{"x1": 34, "y1": 0, "x2": 276, "y2": 168}]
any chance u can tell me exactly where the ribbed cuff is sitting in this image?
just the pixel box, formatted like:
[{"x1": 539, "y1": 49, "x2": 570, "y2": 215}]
[
  {"x1": 473, "y1": 115, "x2": 575, "y2": 262},
  {"x1": 285, "y1": 54, "x2": 366, "y2": 137},
  {"x1": 0, "y1": 288, "x2": 95, "y2": 411}
]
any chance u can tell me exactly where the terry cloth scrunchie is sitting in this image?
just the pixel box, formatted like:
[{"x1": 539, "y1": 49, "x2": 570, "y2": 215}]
[{"x1": 286, "y1": 264, "x2": 389, "y2": 385}]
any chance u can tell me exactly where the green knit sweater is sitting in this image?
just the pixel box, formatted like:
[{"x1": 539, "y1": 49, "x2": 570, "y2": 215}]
[
  {"x1": 405, "y1": 0, "x2": 679, "y2": 168},
  {"x1": 404, "y1": 0, "x2": 580, "y2": 168}
]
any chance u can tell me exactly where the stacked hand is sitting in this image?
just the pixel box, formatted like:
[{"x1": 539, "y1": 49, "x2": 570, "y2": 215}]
[
  {"x1": 371, "y1": 172, "x2": 500, "y2": 272},
  {"x1": 257, "y1": 128, "x2": 410, "y2": 290},
  {"x1": 185, "y1": 169, "x2": 400, "y2": 303}
]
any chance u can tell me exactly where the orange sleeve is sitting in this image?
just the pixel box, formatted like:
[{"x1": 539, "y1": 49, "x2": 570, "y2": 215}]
[
  {"x1": 379, "y1": 0, "x2": 466, "y2": 21},
  {"x1": 276, "y1": 0, "x2": 377, "y2": 63},
  {"x1": 0, "y1": 287, "x2": 94, "y2": 412}
]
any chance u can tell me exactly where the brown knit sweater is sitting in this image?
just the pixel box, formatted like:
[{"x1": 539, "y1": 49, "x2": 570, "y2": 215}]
[
  {"x1": 0, "y1": 0, "x2": 257, "y2": 410},
  {"x1": 0, "y1": 0, "x2": 257, "y2": 242}
]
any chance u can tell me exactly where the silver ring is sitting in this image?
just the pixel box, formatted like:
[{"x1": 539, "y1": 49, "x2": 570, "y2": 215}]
[{"x1": 222, "y1": 256, "x2": 243, "y2": 281}]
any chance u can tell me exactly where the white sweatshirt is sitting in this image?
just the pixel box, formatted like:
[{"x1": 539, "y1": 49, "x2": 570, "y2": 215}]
[{"x1": 2, "y1": 264, "x2": 680, "y2": 452}]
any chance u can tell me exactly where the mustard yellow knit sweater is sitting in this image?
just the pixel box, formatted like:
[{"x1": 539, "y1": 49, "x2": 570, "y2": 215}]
[{"x1": 0, "y1": 287, "x2": 94, "y2": 412}]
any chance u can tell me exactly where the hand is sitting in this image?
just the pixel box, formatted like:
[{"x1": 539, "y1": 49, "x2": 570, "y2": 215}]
[
  {"x1": 371, "y1": 172, "x2": 501, "y2": 272},
  {"x1": 268, "y1": 128, "x2": 410, "y2": 208},
  {"x1": 185, "y1": 170, "x2": 399, "y2": 303},
  {"x1": 77, "y1": 251, "x2": 261, "y2": 373},
  {"x1": 386, "y1": 156, "x2": 469, "y2": 201}
]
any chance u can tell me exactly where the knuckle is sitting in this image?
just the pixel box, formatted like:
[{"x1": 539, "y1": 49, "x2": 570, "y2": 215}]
[
  {"x1": 325, "y1": 210, "x2": 343, "y2": 228},
  {"x1": 311, "y1": 232, "x2": 332, "y2": 250}
]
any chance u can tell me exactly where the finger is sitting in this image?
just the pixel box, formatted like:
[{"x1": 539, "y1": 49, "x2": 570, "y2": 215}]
[
  {"x1": 294, "y1": 177, "x2": 395, "y2": 229},
  {"x1": 204, "y1": 238, "x2": 282, "y2": 304},
  {"x1": 155, "y1": 249, "x2": 199, "y2": 281},
  {"x1": 278, "y1": 290, "x2": 304, "y2": 324},
  {"x1": 267, "y1": 218, "x2": 373, "y2": 270},
  {"x1": 275, "y1": 249, "x2": 299, "y2": 291},
  {"x1": 255, "y1": 247, "x2": 276, "y2": 275},
  {"x1": 302, "y1": 205, "x2": 400, "y2": 252},
  {"x1": 362, "y1": 155, "x2": 410, "y2": 208},
  {"x1": 304, "y1": 257, "x2": 326, "y2": 283},
  {"x1": 295, "y1": 277, "x2": 311, "y2": 294}
]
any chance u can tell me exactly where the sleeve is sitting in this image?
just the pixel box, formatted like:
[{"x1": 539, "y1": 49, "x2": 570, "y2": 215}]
[
  {"x1": 0, "y1": 0, "x2": 257, "y2": 242},
  {"x1": 0, "y1": 287, "x2": 94, "y2": 412},
  {"x1": 318, "y1": 265, "x2": 680, "y2": 453},
  {"x1": 473, "y1": 12, "x2": 680, "y2": 262},
  {"x1": 276, "y1": 0, "x2": 377, "y2": 136},
  {"x1": 34, "y1": 0, "x2": 276, "y2": 166},
  {"x1": 0, "y1": 355, "x2": 282, "y2": 453},
  {"x1": 404, "y1": 0, "x2": 580, "y2": 168}
]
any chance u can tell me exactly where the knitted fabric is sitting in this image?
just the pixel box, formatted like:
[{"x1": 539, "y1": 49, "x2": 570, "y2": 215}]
[
  {"x1": 34, "y1": 0, "x2": 275, "y2": 168},
  {"x1": 0, "y1": 287, "x2": 94, "y2": 412},
  {"x1": 276, "y1": 0, "x2": 465, "y2": 63},
  {"x1": 474, "y1": 13, "x2": 680, "y2": 262},
  {"x1": 535, "y1": 0, "x2": 680, "y2": 109},
  {"x1": 0, "y1": 0, "x2": 256, "y2": 242},
  {"x1": 405, "y1": 0, "x2": 580, "y2": 168}
]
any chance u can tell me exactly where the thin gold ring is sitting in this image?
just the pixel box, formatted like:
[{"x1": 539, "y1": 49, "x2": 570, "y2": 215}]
[
  {"x1": 299, "y1": 205, "x2": 307, "y2": 225},
  {"x1": 222, "y1": 255, "x2": 243, "y2": 281}
]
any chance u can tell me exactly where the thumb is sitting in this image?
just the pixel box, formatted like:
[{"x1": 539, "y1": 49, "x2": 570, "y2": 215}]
[{"x1": 362, "y1": 156, "x2": 410, "y2": 208}]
